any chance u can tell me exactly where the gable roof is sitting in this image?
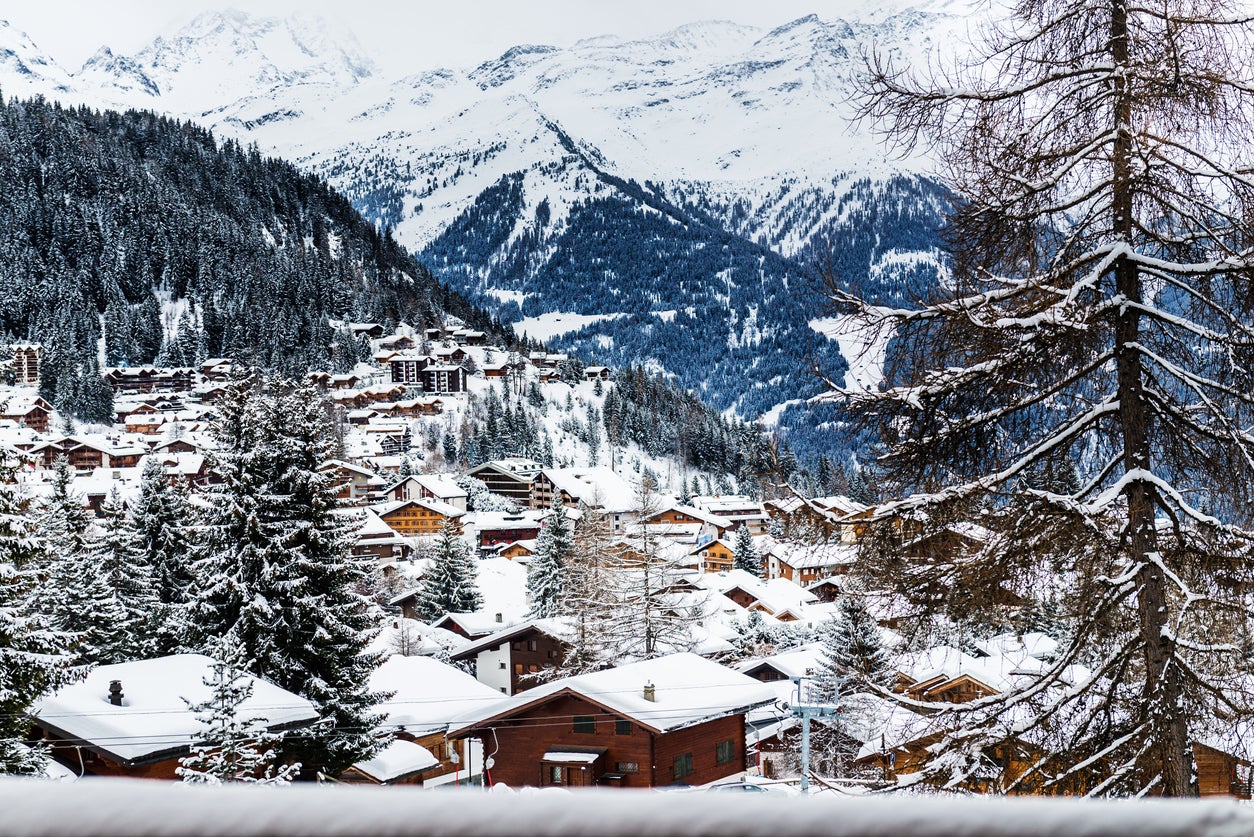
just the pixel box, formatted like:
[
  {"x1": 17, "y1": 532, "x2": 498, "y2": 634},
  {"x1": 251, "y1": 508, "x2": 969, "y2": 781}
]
[
  {"x1": 34, "y1": 655, "x2": 318, "y2": 766},
  {"x1": 448, "y1": 653, "x2": 775, "y2": 737},
  {"x1": 369, "y1": 656, "x2": 504, "y2": 735},
  {"x1": 447, "y1": 618, "x2": 575, "y2": 662}
]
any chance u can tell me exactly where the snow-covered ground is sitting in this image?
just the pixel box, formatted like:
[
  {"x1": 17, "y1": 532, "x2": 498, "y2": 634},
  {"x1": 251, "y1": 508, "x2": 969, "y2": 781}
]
[
  {"x1": 809, "y1": 313, "x2": 893, "y2": 393},
  {"x1": 511, "y1": 312, "x2": 626, "y2": 342}
]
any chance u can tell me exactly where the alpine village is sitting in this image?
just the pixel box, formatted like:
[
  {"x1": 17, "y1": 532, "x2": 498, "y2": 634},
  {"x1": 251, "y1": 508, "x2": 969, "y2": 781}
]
[{"x1": 3, "y1": 1, "x2": 1254, "y2": 833}]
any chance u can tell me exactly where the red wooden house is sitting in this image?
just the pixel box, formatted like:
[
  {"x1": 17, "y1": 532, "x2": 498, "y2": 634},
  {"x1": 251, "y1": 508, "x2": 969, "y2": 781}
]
[{"x1": 448, "y1": 653, "x2": 775, "y2": 789}]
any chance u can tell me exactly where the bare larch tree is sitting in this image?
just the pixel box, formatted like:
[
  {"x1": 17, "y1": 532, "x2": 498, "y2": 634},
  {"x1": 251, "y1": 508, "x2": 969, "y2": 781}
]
[{"x1": 833, "y1": 0, "x2": 1254, "y2": 796}]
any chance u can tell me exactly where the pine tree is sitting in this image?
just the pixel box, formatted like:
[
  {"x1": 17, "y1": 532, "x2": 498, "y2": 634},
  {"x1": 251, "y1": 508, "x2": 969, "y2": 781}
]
[
  {"x1": 413, "y1": 518, "x2": 483, "y2": 621},
  {"x1": 0, "y1": 453, "x2": 68, "y2": 774},
  {"x1": 190, "y1": 375, "x2": 386, "y2": 775},
  {"x1": 132, "y1": 457, "x2": 195, "y2": 652},
  {"x1": 526, "y1": 494, "x2": 573, "y2": 618},
  {"x1": 87, "y1": 487, "x2": 159, "y2": 662},
  {"x1": 178, "y1": 637, "x2": 300, "y2": 785},
  {"x1": 812, "y1": 596, "x2": 889, "y2": 702},
  {"x1": 732, "y1": 525, "x2": 760, "y2": 577}
]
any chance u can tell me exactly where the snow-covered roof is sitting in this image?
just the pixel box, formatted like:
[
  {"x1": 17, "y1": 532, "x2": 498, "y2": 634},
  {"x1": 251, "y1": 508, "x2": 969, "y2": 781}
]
[
  {"x1": 351, "y1": 740, "x2": 439, "y2": 783},
  {"x1": 540, "y1": 467, "x2": 637, "y2": 513},
  {"x1": 448, "y1": 618, "x2": 575, "y2": 662},
  {"x1": 34, "y1": 655, "x2": 318, "y2": 765},
  {"x1": 449, "y1": 652, "x2": 776, "y2": 736},
  {"x1": 369, "y1": 656, "x2": 503, "y2": 735},
  {"x1": 736, "y1": 643, "x2": 824, "y2": 681},
  {"x1": 767, "y1": 540, "x2": 858, "y2": 570}
]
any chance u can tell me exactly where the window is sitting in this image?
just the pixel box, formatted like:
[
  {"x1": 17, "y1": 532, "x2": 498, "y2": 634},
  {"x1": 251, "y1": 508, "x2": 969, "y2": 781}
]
[
  {"x1": 573, "y1": 716, "x2": 596, "y2": 734},
  {"x1": 511, "y1": 641, "x2": 522, "y2": 651},
  {"x1": 514, "y1": 664, "x2": 523, "y2": 675},
  {"x1": 617, "y1": 762, "x2": 639, "y2": 773},
  {"x1": 499, "y1": 662, "x2": 507, "y2": 670},
  {"x1": 528, "y1": 664, "x2": 539, "y2": 673},
  {"x1": 716, "y1": 740, "x2": 735, "y2": 765},
  {"x1": 673, "y1": 753, "x2": 693, "y2": 779},
  {"x1": 549, "y1": 765, "x2": 563, "y2": 785},
  {"x1": 615, "y1": 720, "x2": 632, "y2": 735},
  {"x1": 528, "y1": 640, "x2": 538, "y2": 651}
]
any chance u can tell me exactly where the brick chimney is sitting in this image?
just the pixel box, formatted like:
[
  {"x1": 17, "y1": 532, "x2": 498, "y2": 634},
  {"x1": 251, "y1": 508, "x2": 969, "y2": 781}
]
[
  {"x1": 108, "y1": 680, "x2": 124, "y2": 706},
  {"x1": 643, "y1": 682, "x2": 656, "y2": 702}
]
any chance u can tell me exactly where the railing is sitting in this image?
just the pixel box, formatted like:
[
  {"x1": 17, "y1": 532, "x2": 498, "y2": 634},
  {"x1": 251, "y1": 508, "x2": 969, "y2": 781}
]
[{"x1": 3, "y1": 779, "x2": 1253, "y2": 837}]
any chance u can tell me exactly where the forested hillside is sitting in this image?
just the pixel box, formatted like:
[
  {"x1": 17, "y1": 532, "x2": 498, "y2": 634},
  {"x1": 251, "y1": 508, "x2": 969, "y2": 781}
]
[{"x1": 0, "y1": 96, "x2": 511, "y2": 415}]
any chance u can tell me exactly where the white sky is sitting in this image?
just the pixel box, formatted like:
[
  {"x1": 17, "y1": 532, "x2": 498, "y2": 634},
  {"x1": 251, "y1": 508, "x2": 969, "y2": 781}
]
[{"x1": 10, "y1": 1, "x2": 833, "y2": 76}]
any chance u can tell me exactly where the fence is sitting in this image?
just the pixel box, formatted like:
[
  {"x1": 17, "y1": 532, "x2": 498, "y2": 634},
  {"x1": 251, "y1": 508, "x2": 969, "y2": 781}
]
[{"x1": 2, "y1": 779, "x2": 1252, "y2": 837}]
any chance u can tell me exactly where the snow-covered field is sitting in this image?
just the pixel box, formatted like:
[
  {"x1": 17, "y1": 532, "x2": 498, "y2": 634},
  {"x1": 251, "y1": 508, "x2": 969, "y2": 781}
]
[
  {"x1": 810, "y1": 313, "x2": 893, "y2": 393},
  {"x1": 512, "y1": 312, "x2": 625, "y2": 342}
]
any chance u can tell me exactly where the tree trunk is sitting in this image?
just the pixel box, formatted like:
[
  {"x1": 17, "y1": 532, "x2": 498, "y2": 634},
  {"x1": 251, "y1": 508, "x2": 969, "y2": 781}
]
[{"x1": 1109, "y1": 0, "x2": 1195, "y2": 797}]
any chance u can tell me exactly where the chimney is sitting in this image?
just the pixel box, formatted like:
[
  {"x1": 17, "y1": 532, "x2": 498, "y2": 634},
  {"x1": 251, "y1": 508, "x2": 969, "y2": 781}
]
[
  {"x1": 495, "y1": 612, "x2": 503, "y2": 623},
  {"x1": 643, "y1": 682, "x2": 656, "y2": 702},
  {"x1": 108, "y1": 680, "x2": 124, "y2": 706}
]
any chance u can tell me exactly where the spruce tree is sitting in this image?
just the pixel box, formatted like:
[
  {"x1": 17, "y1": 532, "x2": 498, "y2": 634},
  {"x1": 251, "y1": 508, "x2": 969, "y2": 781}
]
[
  {"x1": 732, "y1": 525, "x2": 760, "y2": 577},
  {"x1": 190, "y1": 375, "x2": 385, "y2": 776},
  {"x1": 0, "y1": 454, "x2": 68, "y2": 774},
  {"x1": 133, "y1": 457, "x2": 195, "y2": 609},
  {"x1": 413, "y1": 519, "x2": 483, "y2": 621},
  {"x1": 526, "y1": 494, "x2": 573, "y2": 618},
  {"x1": 87, "y1": 487, "x2": 159, "y2": 662},
  {"x1": 178, "y1": 637, "x2": 300, "y2": 785},
  {"x1": 813, "y1": 596, "x2": 889, "y2": 702}
]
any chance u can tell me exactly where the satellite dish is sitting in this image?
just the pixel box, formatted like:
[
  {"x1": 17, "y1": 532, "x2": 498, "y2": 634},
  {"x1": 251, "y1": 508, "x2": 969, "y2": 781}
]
[
  {"x1": 485, "y1": 757, "x2": 496, "y2": 769},
  {"x1": 449, "y1": 751, "x2": 460, "y2": 765}
]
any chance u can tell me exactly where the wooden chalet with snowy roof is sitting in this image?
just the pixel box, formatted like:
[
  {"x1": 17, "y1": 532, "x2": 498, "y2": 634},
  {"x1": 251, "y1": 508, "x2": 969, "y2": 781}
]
[
  {"x1": 466, "y1": 458, "x2": 543, "y2": 505},
  {"x1": 373, "y1": 497, "x2": 464, "y2": 536},
  {"x1": 0, "y1": 395, "x2": 52, "y2": 432},
  {"x1": 448, "y1": 653, "x2": 775, "y2": 788},
  {"x1": 689, "y1": 538, "x2": 736, "y2": 573},
  {"x1": 449, "y1": 619, "x2": 575, "y2": 695},
  {"x1": 32, "y1": 655, "x2": 317, "y2": 781},
  {"x1": 341, "y1": 656, "x2": 502, "y2": 787}
]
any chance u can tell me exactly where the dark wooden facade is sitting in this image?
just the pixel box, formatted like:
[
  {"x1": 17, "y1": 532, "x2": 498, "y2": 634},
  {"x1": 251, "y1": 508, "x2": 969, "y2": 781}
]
[{"x1": 454, "y1": 692, "x2": 747, "y2": 789}]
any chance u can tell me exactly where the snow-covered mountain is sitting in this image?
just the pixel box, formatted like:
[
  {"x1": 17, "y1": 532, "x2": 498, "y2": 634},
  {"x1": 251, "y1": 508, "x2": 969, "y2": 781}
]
[{"x1": 0, "y1": 6, "x2": 981, "y2": 461}]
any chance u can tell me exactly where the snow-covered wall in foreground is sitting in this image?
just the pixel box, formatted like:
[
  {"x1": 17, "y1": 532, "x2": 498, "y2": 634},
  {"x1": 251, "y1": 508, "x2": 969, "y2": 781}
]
[{"x1": 2, "y1": 779, "x2": 1252, "y2": 837}]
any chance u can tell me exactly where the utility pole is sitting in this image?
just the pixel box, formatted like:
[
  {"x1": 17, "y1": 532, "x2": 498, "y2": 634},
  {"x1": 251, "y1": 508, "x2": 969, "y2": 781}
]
[{"x1": 788, "y1": 675, "x2": 839, "y2": 793}]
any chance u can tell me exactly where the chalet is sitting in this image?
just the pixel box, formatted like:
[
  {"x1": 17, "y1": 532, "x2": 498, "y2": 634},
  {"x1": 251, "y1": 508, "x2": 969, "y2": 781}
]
[
  {"x1": 736, "y1": 643, "x2": 824, "y2": 684},
  {"x1": 389, "y1": 357, "x2": 467, "y2": 393},
  {"x1": 467, "y1": 458, "x2": 543, "y2": 506},
  {"x1": 428, "y1": 611, "x2": 519, "y2": 641},
  {"x1": 432, "y1": 346, "x2": 469, "y2": 364},
  {"x1": 482, "y1": 361, "x2": 510, "y2": 378},
  {"x1": 33, "y1": 655, "x2": 317, "y2": 780},
  {"x1": 0, "y1": 395, "x2": 53, "y2": 432},
  {"x1": 30, "y1": 435, "x2": 146, "y2": 471},
  {"x1": 324, "y1": 459, "x2": 386, "y2": 503},
  {"x1": 330, "y1": 373, "x2": 362, "y2": 390},
  {"x1": 373, "y1": 498, "x2": 464, "y2": 536},
  {"x1": 103, "y1": 367, "x2": 196, "y2": 394},
  {"x1": 691, "y1": 496, "x2": 770, "y2": 535},
  {"x1": 351, "y1": 509, "x2": 412, "y2": 565},
  {"x1": 200, "y1": 358, "x2": 233, "y2": 381},
  {"x1": 529, "y1": 467, "x2": 637, "y2": 531},
  {"x1": 373, "y1": 349, "x2": 403, "y2": 366},
  {"x1": 496, "y1": 539, "x2": 537, "y2": 561},
  {"x1": 343, "y1": 656, "x2": 501, "y2": 787},
  {"x1": 584, "y1": 366, "x2": 611, "y2": 381},
  {"x1": 705, "y1": 571, "x2": 819, "y2": 625},
  {"x1": 306, "y1": 371, "x2": 333, "y2": 389},
  {"x1": 10, "y1": 342, "x2": 41, "y2": 385},
  {"x1": 448, "y1": 653, "x2": 776, "y2": 788},
  {"x1": 765, "y1": 541, "x2": 858, "y2": 585},
  {"x1": 689, "y1": 538, "x2": 736, "y2": 574},
  {"x1": 450, "y1": 619, "x2": 576, "y2": 695},
  {"x1": 350, "y1": 322, "x2": 386, "y2": 339},
  {"x1": 451, "y1": 329, "x2": 487, "y2": 346},
  {"x1": 384, "y1": 473, "x2": 469, "y2": 511},
  {"x1": 640, "y1": 504, "x2": 732, "y2": 544},
  {"x1": 471, "y1": 511, "x2": 543, "y2": 548},
  {"x1": 378, "y1": 334, "x2": 418, "y2": 352},
  {"x1": 811, "y1": 495, "x2": 874, "y2": 543},
  {"x1": 806, "y1": 576, "x2": 846, "y2": 603}
]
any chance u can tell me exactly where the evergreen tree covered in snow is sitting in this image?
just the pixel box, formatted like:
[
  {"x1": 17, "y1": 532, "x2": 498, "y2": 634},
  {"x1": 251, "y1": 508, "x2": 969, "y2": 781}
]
[
  {"x1": 0, "y1": 454, "x2": 68, "y2": 774},
  {"x1": 133, "y1": 457, "x2": 195, "y2": 604},
  {"x1": 178, "y1": 637, "x2": 300, "y2": 785},
  {"x1": 526, "y1": 494, "x2": 573, "y2": 618},
  {"x1": 813, "y1": 596, "x2": 888, "y2": 702},
  {"x1": 87, "y1": 487, "x2": 159, "y2": 662},
  {"x1": 732, "y1": 525, "x2": 760, "y2": 577},
  {"x1": 413, "y1": 519, "x2": 482, "y2": 621},
  {"x1": 190, "y1": 375, "x2": 385, "y2": 775},
  {"x1": 847, "y1": 0, "x2": 1254, "y2": 795}
]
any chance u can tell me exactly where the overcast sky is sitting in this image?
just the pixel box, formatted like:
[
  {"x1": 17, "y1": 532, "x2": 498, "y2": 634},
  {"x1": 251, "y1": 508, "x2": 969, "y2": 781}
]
[{"x1": 12, "y1": 1, "x2": 831, "y2": 75}]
